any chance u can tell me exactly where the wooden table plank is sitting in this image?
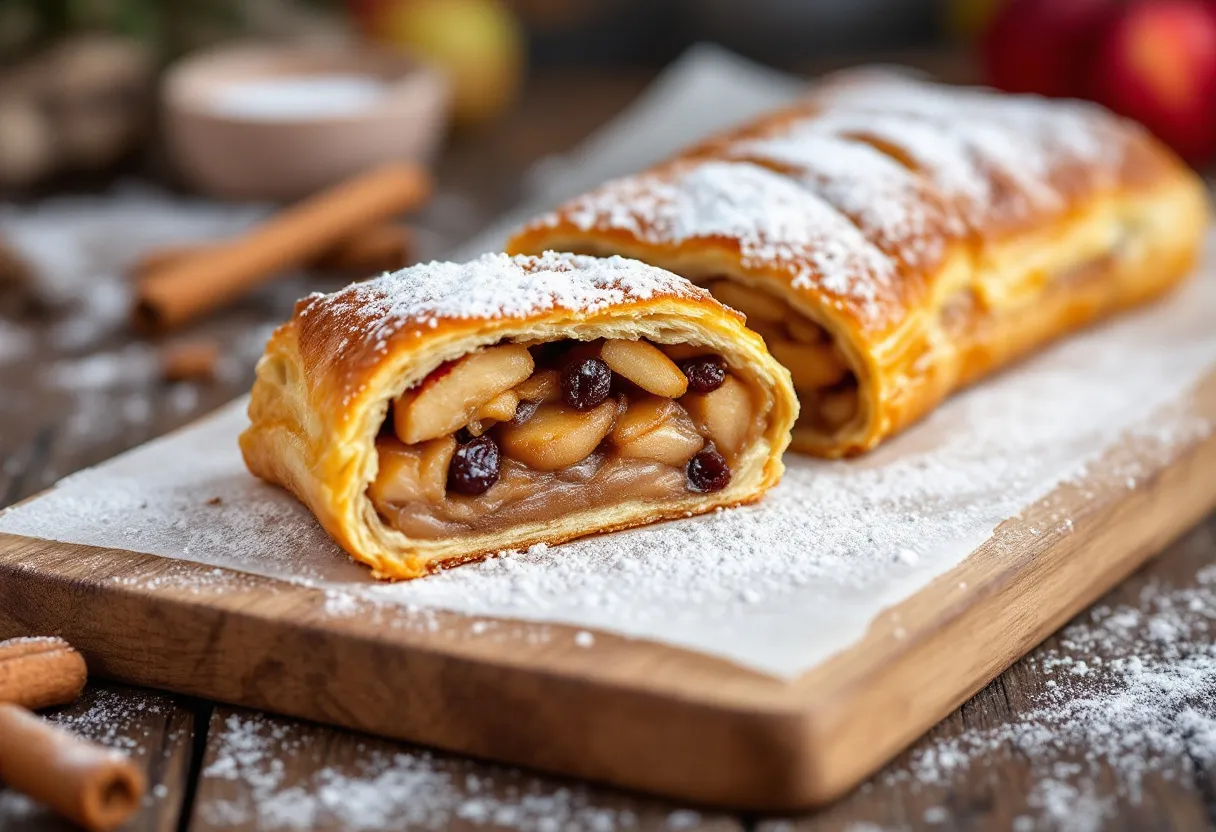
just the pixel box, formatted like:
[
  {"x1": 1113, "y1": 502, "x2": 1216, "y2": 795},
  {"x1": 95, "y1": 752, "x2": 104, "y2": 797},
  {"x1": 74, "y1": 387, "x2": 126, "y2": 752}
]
[
  {"x1": 185, "y1": 707, "x2": 743, "y2": 832},
  {"x1": 758, "y1": 512, "x2": 1216, "y2": 832},
  {"x1": 0, "y1": 683, "x2": 197, "y2": 832}
]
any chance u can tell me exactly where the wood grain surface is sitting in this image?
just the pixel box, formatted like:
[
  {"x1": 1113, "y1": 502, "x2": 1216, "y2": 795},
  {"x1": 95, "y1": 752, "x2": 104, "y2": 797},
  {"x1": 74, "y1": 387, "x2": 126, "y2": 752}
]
[{"x1": 3, "y1": 66, "x2": 1216, "y2": 830}]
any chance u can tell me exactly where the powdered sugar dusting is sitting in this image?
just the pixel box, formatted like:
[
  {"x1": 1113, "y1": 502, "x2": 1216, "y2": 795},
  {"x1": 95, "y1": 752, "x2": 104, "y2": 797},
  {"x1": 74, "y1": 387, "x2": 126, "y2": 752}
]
[
  {"x1": 807, "y1": 73, "x2": 1129, "y2": 222},
  {"x1": 549, "y1": 160, "x2": 898, "y2": 321},
  {"x1": 808, "y1": 110, "x2": 995, "y2": 212},
  {"x1": 199, "y1": 711, "x2": 700, "y2": 831},
  {"x1": 877, "y1": 562, "x2": 1216, "y2": 831},
  {"x1": 308, "y1": 251, "x2": 708, "y2": 347},
  {"x1": 726, "y1": 131, "x2": 963, "y2": 266},
  {"x1": 2, "y1": 238, "x2": 1213, "y2": 679},
  {"x1": 527, "y1": 72, "x2": 1138, "y2": 311}
]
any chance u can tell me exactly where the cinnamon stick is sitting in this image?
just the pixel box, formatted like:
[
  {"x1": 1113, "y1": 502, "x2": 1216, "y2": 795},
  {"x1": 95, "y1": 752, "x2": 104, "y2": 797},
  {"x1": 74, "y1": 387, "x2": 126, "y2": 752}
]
[
  {"x1": 314, "y1": 222, "x2": 415, "y2": 274},
  {"x1": 0, "y1": 637, "x2": 87, "y2": 710},
  {"x1": 133, "y1": 162, "x2": 431, "y2": 331},
  {"x1": 161, "y1": 339, "x2": 220, "y2": 382},
  {"x1": 130, "y1": 221, "x2": 414, "y2": 282},
  {"x1": 0, "y1": 703, "x2": 146, "y2": 832},
  {"x1": 0, "y1": 240, "x2": 33, "y2": 290}
]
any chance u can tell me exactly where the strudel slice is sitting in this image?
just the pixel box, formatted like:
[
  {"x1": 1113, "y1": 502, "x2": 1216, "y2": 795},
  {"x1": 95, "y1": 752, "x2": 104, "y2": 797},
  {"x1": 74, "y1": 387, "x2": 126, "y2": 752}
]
[
  {"x1": 240, "y1": 252, "x2": 797, "y2": 579},
  {"x1": 507, "y1": 71, "x2": 1209, "y2": 456}
]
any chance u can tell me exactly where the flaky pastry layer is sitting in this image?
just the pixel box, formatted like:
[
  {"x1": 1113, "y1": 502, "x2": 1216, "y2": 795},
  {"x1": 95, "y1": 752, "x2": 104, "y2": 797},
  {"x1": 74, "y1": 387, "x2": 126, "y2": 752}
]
[
  {"x1": 240, "y1": 252, "x2": 797, "y2": 579},
  {"x1": 507, "y1": 70, "x2": 1210, "y2": 456}
]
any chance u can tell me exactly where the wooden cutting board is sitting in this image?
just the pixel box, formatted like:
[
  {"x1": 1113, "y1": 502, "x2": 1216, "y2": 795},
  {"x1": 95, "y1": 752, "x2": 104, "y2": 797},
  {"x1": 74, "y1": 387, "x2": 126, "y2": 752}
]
[{"x1": 2, "y1": 369, "x2": 1215, "y2": 813}]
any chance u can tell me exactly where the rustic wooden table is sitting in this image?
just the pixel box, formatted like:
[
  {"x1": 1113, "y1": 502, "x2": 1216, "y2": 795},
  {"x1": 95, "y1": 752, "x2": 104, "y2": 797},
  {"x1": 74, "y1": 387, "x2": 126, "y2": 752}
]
[{"x1": 1, "y1": 69, "x2": 1214, "y2": 832}]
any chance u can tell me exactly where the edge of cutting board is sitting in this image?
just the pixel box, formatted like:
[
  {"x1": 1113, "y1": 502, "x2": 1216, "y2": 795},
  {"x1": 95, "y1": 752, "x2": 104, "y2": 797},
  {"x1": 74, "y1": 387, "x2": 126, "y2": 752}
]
[{"x1": 2, "y1": 369, "x2": 1215, "y2": 812}]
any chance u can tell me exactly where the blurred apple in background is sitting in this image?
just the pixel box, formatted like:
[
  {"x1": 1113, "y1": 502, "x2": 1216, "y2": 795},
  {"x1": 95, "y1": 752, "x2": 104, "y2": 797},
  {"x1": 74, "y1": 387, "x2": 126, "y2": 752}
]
[
  {"x1": 982, "y1": 0, "x2": 1216, "y2": 166},
  {"x1": 1088, "y1": 0, "x2": 1216, "y2": 165},
  {"x1": 982, "y1": 0, "x2": 1114, "y2": 98},
  {"x1": 360, "y1": 0, "x2": 525, "y2": 127}
]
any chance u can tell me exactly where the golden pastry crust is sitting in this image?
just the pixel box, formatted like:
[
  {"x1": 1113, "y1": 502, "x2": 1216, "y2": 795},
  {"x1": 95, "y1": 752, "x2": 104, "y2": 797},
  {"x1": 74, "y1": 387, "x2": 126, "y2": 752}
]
[
  {"x1": 507, "y1": 70, "x2": 1209, "y2": 456},
  {"x1": 240, "y1": 252, "x2": 798, "y2": 579}
]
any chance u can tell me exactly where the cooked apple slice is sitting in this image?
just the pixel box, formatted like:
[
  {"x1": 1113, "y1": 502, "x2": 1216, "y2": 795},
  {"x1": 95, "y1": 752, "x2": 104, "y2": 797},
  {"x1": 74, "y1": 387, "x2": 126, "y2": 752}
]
[
  {"x1": 498, "y1": 400, "x2": 617, "y2": 471},
  {"x1": 462, "y1": 390, "x2": 521, "y2": 437},
  {"x1": 611, "y1": 395, "x2": 678, "y2": 445},
  {"x1": 370, "y1": 436, "x2": 457, "y2": 504},
  {"x1": 820, "y1": 387, "x2": 859, "y2": 428},
  {"x1": 512, "y1": 368, "x2": 560, "y2": 402},
  {"x1": 682, "y1": 375, "x2": 754, "y2": 456},
  {"x1": 765, "y1": 337, "x2": 849, "y2": 391},
  {"x1": 476, "y1": 389, "x2": 519, "y2": 422},
  {"x1": 785, "y1": 316, "x2": 827, "y2": 345},
  {"x1": 394, "y1": 344, "x2": 534, "y2": 444},
  {"x1": 615, "y1": 405, "x2": 704, "y2": 466},
  {"x1": 708, "y1": 280, "x2": 789, "y2": 322},
  {"x1": 601, "y1": 339, "x2": 688, "y2": 398}
]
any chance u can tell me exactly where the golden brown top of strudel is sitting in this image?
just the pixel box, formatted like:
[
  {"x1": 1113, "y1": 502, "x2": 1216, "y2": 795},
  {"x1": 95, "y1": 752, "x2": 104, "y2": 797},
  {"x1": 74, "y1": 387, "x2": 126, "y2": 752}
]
[
  {"x1": 510, "y1": 71, "x2": 1186, "y2": 339},
  {"x1": 276, "y1": 251, "x2": 731, "y2": 433}
]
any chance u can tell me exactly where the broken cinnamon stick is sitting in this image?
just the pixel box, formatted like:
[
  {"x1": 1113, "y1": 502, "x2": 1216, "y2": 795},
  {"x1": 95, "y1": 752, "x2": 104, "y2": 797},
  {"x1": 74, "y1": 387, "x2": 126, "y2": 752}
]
[
  {"x1": 0, "y1": 240, "x2": 33, "y2": 290},
  {"x1": 0, "y1": 636, "x2": 87, "y2": 710},
  {"x1": 314, "y1": 222, "x2": 415, "y2": 274},
  {"x1": 133, "y1": 162, "x2": 431, "y2": 331},
  {"x1": 161, "y1": 339, "x2": 220, "y2": 382},
  {"x1": 130, "y1": 221, "x2": 414, "y2": 282},
  {"x1": 0, "y1": 703, "x2": 146, "y2": 832}
]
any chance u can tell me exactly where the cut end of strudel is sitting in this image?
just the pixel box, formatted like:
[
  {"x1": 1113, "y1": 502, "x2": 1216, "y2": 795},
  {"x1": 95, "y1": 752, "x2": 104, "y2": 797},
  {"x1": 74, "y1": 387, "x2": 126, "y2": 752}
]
[
  {"x1": 240, "y1": 252, "x2": 798, "y2": 580},
  {"x1": 507, "y1": 70, "x2": 1210, "y2": 457}
]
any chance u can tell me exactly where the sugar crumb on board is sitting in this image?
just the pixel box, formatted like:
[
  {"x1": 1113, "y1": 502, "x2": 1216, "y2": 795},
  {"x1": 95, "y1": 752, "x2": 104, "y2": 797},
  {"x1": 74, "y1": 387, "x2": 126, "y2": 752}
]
[
  {"x1": 872, "y1": 565, "x2": 1216, "y2": 832},
  {"x1": 198, "y1": 711, "x2": 704, "y2": 831}
]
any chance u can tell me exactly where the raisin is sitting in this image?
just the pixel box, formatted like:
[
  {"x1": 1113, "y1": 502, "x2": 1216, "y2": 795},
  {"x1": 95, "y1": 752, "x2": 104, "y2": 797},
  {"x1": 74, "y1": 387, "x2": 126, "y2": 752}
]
[
  {"x1": 680, "y1": 355, "x2": 727, "y2": 394},
  {"x1": 561, "y1": 356, "x2": 612, "y2": 411},
  {"x1": 447, "y1": 435, "x2": 500, "y2": 496},
  {"x1": 687, "y1": 446, "x2": 731, "y2": 492},
  {"x1": 529, "y1": 340, "x2": 573, "y2": 367}
]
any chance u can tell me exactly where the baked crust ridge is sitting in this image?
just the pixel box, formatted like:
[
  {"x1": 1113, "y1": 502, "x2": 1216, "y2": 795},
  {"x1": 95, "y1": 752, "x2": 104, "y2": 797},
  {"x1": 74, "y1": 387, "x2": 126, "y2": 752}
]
[{"x1": 507, "y1": 70, "x2": 1210, "y2": 456}]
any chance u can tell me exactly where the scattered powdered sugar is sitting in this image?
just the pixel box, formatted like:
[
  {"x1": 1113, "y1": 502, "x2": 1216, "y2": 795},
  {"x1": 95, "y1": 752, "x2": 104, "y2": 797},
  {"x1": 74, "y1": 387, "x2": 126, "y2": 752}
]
[
  {"x1": 309, "y1": 251, "x2": 708, "y2": 347},
  {"x1": 549, "y1": 160, "x2": 898, "y2": 321},
  {"x1": 323, "y1": 589, "x2": 361, "y2": 617},
  {"x1": 2, "y1": 238, "x2": 1214, "y2": 679},
  {"x1": 881, "y1": 564, "x2": 1216, "y2": 831},
  {"x1": 45, "y1": 687, "x2": 170, "y2": 752},
  {"x1": 200, "y1": 711, "x2": 699, "y2": 831},
  {"x1": 0, "y1": 186, "x2": 263, "y2": 345},
  {"x1": 48, "y1": 344, "x2": 161, "y2": 390},
  {"x1": 0, "y1": 189, "x2": 274, "y2": 445}
]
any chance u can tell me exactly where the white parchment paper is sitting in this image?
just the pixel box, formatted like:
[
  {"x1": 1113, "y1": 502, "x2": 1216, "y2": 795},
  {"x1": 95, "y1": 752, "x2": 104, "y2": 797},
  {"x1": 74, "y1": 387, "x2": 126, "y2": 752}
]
[{"x1": 2, "y1": 47, "x2": 1215, "y2": 679}]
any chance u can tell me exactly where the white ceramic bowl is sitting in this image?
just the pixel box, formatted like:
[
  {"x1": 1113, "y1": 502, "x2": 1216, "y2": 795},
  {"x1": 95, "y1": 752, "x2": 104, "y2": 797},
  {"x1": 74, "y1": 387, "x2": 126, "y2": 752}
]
[{"x1": 163, "y1": 43, "x2": 449, "y2": 201}]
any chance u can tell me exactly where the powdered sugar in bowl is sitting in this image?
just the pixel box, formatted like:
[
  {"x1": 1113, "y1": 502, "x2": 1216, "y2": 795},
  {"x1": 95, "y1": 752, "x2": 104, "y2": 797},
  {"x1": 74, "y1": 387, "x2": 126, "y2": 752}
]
[{"x1": 164, "y1": 43, "x2": 449, "y2": 201}]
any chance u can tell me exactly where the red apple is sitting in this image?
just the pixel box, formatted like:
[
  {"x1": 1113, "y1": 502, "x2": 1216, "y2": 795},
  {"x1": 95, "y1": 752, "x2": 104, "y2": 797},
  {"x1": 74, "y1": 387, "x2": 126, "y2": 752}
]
[
  {"x1": 982, "y1": 0, "x2": 1117, "y2": 97},
  {"x1": 345, "y1": 0, "x2": 388, "y2": 36},
  {"x1": 1088, "y1": 0, "x2": 1216, "y2": 165}
]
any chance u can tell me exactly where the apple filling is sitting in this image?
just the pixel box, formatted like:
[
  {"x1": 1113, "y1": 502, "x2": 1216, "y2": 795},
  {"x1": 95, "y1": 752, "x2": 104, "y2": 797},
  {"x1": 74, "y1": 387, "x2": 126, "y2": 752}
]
[
  {"x1": 369, "y1": 339, "x2": 765, "y2": 539},
  {"x1": 704, "y1": 279, "x2": 861, "y2": 436}
]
